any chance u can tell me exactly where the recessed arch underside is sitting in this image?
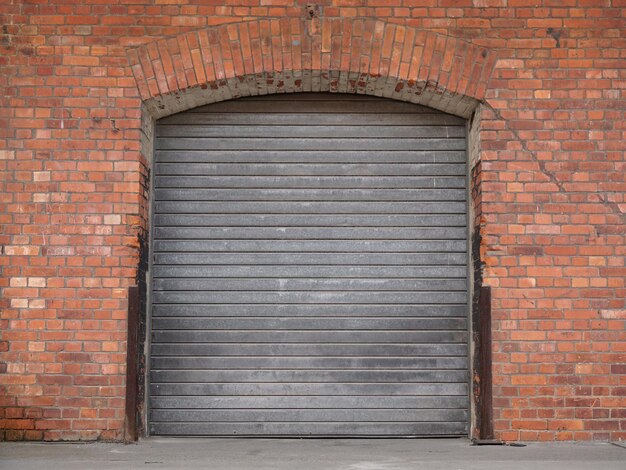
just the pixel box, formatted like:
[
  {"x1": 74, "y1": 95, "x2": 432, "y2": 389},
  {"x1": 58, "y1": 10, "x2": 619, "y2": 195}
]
[{"x1": 127, "y1": 18, "x2": 496, "y2": 119}]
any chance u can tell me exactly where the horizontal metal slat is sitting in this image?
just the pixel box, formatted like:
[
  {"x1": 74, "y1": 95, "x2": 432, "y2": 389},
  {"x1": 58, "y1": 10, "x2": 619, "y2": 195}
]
[
  {"x1": 152, "y1": 278, "x2": 467, "y2": 292},
  {"x1": 156, "y1": 125, "x2": 465, "y2": 139},
  {"x1": 151, "y1": 382, "x2": 469, "y2": 396},
  {"x1": 149, "y1": 421, "x2": 468, "y2": 436},
  {"x1": 150, "y1": 408, "x2": 468, "y2": 422},
  {"x1": 151, "y1": 356, "x2": 469, "y2": 371},
  {"x1": 155, "y1": 175, "x2": 467, "y2": 189},
  {"x1": 155, "y1": 150, "x2": 466, "y2": 164},
  {"x1": 156, "y1": 138, "x2": 466, "y2": 151},
  {"x1": 151, "y1": 330, "x2": 468, "y2": 344},
  {"x1": 150, "y1": 395, "x2": 468, "y2": 409},
  {"x1": 152, "y1": 266, "x2": 467, "y2": 280},
  {"x1": 151, "y1": 317, "x2": 467, "y2": 331},
  {"x1": 154, "y1": 215, "x2": 466, "y2": 229},
  {"x1": 153, "y1": 253, "x2": 467, "y2": 267},
  {"x1": 154, "y1": 163, "x2": 465, "y2": 177},
  {"x1": 151, "y1": 304, "x2": 467, "y2": 318},
  {"x1": 155, "y1": 187, "x2": 467, "y2": 201},
  {"x1": 157, "y1": 113, "x2": 465, "y2": 126},
  {"x1": 155, "y1": 201, "x2": 466, "y2": 214},
  {"x1": 151, "y1": 291, "x2": 468, "y2": 305},
  {"x1": 154, "y1": 227, "x2": 467, "y2": 240},
  {"x1": 152, "y1": 240, "x2": 467, "y2": 254},
  {"x1": 150, "y1": 369, "x2": 468, "y2": 384},
  {"x1": 151, "y1": 343, "x2": 468, "y2": 357}
]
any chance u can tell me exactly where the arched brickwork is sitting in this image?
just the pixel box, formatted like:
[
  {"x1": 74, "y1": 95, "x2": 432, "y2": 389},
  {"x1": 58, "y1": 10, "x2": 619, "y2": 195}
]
[{"x1": 127, "y1": 18, "x2": 496, "y2": 119}]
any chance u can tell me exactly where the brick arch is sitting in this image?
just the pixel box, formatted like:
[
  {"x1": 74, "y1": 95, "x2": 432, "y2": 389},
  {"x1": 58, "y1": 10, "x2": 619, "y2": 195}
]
[
  {"x1": 126, "y1": 17, "x2": 497, "y2": 441},
  {"x1": 127, "y1": 18, "x2": 496, "y2": 119}
]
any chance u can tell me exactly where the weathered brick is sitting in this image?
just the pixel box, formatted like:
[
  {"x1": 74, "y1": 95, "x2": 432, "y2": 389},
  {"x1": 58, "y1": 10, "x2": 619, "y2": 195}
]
[{"x1": 1, "y1": 3, "x2": 624, "y2": 444}]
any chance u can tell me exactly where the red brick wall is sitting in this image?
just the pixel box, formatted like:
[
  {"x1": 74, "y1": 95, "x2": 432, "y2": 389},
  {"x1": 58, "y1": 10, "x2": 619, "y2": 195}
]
[{"x1": 1, "y1": 1, "x2": 625, "y2": 441}]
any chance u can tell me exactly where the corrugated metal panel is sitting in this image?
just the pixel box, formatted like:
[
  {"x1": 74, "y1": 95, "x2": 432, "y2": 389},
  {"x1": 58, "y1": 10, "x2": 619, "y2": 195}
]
[{"x1": 150, "y1": 94, "x2": 469, "y2": 437}]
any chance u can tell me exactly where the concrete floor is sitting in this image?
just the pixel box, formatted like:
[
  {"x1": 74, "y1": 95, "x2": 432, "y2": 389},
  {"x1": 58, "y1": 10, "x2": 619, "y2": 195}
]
[{"x1": 1, "y1": 438, "x2": 625, "y2": 470}]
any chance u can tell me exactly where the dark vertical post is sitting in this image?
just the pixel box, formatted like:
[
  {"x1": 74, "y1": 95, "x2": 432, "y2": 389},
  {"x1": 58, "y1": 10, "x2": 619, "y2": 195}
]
[
  {"x1": 479, "y1": 285, "x2": 493, "y2": 440},
  {"x1": 125, "y1": 285, "x2": 140, "y2": 442}
]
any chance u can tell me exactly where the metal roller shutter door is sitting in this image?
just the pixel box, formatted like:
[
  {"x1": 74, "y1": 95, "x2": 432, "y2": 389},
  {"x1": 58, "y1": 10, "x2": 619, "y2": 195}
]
[{"x1": 150, "y1": 94, "x2": 469, "y2": 436}]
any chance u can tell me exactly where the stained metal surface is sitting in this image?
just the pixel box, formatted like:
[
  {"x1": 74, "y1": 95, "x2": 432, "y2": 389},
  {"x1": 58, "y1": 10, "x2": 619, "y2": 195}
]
[{"x1": 150, "y1": 94, "x2": 468, "y2": 437}]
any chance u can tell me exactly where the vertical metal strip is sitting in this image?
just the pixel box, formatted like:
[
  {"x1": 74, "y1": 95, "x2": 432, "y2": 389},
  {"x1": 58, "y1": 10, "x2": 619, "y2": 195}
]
[
  {"x1": 479, "y1": 285, "x2": 493, "y2": 439},
  {"x1": 125, "y1": 285, "x2": 140, "y2": 442}
]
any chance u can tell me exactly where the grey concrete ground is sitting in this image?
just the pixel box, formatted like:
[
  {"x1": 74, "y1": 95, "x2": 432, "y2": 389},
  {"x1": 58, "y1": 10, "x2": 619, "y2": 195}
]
[{"x1": 1, "y1": 438, "x2": 625, "y2": 470}]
